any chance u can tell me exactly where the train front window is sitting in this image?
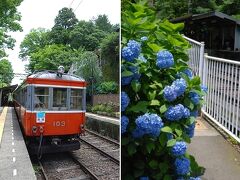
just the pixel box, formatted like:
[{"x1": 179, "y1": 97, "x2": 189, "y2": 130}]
[
  {"x1": 53, "y1": 88, "x2": 67, "y2": 110},
  {"x1": 34, "y1": 87, "x2": 49, "y2": 110},
  {"x1": 70, "y1": 89, "x2": 83, "y2": 110}
]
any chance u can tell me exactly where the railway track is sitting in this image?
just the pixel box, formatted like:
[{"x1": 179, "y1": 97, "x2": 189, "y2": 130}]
[
  {"x1": 35, "y1": 130, "x2": 119, "y2": 180},
  {"x1": 37, "y1": 152, "x2": 96, "y2": 180},
  {"x1": 75, "y1": 129, "x2": 119, "y2": 179},
  {"x1": 79, "y1": 129, "x2": 120, "y2": 163}
]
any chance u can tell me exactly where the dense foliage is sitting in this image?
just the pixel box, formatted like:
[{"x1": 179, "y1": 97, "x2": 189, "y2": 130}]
[
  {"x1": 100, "y1": 33, "x2": 119, "y2": 82},
  {"x1": 20, "y1": 7, "x2": 119, "y2": 85},
  {"x1": 96, "y1": 81, "x2": 118, "y2": 94},
  {"x1": 0, "y1": 0, "x2": 23, "y2": 58},
  {"x1": 121, "y1": 1, "x2": 206, "y2": 179},
  {"x1": 0, "y1": 59, "x2": 14, "y2": 87},
  {"x1": 0, "y1": 0, "x2": 23, "y2": 86},
  {"x1": 122, "y1": 0, "x2": 240, "y2": 20},
  {"x1": 154, "y1": 0, "x2": 240, "y2": 20}
]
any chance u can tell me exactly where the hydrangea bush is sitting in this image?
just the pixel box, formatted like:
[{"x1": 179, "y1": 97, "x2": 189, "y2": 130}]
[{"x1": 121, "y1": 1, "x2": 206, "y2": 179}]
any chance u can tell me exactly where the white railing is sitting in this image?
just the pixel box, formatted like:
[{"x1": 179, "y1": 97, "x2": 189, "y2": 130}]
[
  {"x1": 184, "y1": 36, "x2": 240, "y2": 143},
  {"x1": 202, "y1": 55, "x2": 240, "y2": 142},
  {"x1": 183, "y1": 35, "x2": 205, "y2": 78}
]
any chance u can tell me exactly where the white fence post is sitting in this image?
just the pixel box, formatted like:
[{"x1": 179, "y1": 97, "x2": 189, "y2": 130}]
[{"x1": 199, "y1": 42, "x2": 205, "y2": 79}]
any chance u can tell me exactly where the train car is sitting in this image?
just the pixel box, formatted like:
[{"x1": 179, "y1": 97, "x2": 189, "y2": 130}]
[{"x1": 13, "y1": 67, "x2": 86, "y2": 157}]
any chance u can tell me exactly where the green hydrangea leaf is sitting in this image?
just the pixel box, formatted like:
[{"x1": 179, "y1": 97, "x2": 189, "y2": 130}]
[
  {"x1": 161, "y1": 126, "x2": 173, "y2": 133},
  {"x1": 167, "y1": 139, "x2": 176, "y2": 147}
]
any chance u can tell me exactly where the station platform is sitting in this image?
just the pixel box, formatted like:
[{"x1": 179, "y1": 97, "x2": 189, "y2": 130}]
[
  {"x1": 189, "y1": 117, "x2": 240, "y2": 180},
  {"x1": 0, "y1": 107, "x2": 36, "y2": 180},
  {"x1": 86, "y1": 112, "x2": 119, "y2": 125},
  {"x1": 85, "y1": 112, "x2": 119, "y2": 140}
]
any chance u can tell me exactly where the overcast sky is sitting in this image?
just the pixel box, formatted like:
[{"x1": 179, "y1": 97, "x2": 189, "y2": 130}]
[{"x1": 6, "y1": 0, "x2": 120, "y2": 85}]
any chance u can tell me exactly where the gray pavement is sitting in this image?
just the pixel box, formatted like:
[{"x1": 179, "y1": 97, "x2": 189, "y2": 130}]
[
  {"x1": 188, "y1": 117, "x2": 240, "y2": 180},
  {"x1": 0, "y1": 107, "x2": 36, "y2": 180}
]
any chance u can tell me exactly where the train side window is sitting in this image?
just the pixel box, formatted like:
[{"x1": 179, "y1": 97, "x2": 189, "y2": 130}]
[
  {"x1": 53, "y1": 88, "x2": 67, "y2": 110},
  {"x1": 70, "y1": 89, "x2": 83, "y2": 110},
  {"x1": 34, "y1": 87, "x2": 49, "y2": 110}
]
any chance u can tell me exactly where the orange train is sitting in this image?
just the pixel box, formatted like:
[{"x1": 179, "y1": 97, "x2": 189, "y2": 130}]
[{"x1": 13, "y1": 68, "x2": 86, "y2": 156}]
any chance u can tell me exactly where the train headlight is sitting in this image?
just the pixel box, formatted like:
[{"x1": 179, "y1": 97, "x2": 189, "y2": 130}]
[
  {"x1": 32, "y1": 126, "x2": 37, "y2": 134},
  {"x1": 39, "y1": 126, "x2": 44, "y2": 133}
]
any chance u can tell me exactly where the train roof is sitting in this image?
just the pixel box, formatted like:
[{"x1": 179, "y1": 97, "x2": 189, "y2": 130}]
[{"x1": 27, "y1": 70, "x2": 85, "y2": 82}]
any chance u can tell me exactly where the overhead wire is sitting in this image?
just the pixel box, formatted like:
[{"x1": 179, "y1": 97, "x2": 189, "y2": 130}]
[
  {"x1": 74, "y1": 0, "x2": 84, "y2": 12},
  {"x1": 68, "y1": 0, "x2": 76, "y2": 8}
]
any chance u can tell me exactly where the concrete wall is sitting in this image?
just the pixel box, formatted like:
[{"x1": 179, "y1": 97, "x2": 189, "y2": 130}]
[
  {"x1": 85, "y1": 114, "x2": 119, "y2": 140},
  {"x1": 92, "y1": 94, "x2": 119, "y2": 106}
]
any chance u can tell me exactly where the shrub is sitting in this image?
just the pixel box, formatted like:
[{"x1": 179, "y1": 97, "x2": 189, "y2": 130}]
[
  {"x1": 96, "y1": 81, "x2": 118, "y2": 94},
  {"x1": 121, "y1": 1, "x2": 206, "y2": 179},
  {"x1": 91, "y1": 104, "x2": 114, "y2": 113}
]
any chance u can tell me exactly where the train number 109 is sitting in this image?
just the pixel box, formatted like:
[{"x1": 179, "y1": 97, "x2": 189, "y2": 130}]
[{"x1": 53, "y1": 121, "x2": 65, "y2": 127}]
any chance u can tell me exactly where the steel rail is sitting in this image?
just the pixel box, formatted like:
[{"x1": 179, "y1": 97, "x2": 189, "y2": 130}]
[
  {"x1": 85, "y1": 129, "x2": 119, "y2": 146},
  {"x1": 38, "y1": 160, "x2": 48, "y2": 180},
  {"x1": 79, "y1": 138, "x2": 119, "y2": 165},
  {"x1": 68, "y1": 152, "x2": 99, "y2": 180}
]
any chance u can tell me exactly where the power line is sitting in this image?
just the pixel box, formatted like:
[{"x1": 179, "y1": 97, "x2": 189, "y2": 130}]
[
  {"x1": 74, "y1": 0, "x2": 84, "y2": 12},
  {"x1": 69, "y1": 0, "x2": 75, "y2": 8}
]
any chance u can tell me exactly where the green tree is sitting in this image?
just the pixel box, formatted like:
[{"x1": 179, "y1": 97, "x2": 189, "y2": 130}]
[
  {"x1": 0, "y1": 59, "x2": 14, "y2": 86},
  {"x1": 154, "y1": 0, "x2": 240, "y2": 19},
  {"x1": 19, "y1": 28, "x2": 50, "y2": 60},
  {"x1": 69, "y1": 21, "x2": 106, "y2": 51},
  {"x1": 217, "y1": 0, "x2": 240, "y2": 18},
  {"x1": 0, "y1": 0, "x2": 23, "y2": 58},
  {"x1": 27, "y1": 44, "x2": 83, "y2": 73},
  {"x1": 94, "y1": 14, "x2": 114, "y2": 33},
  {"x1": 74, "y1": 51, "x2": 102, "y2": 93},
  {"x1": 100, "y1": 32, "x2": 119, "y2": 82},
  {"x1": 156, "y1": 0, "x2": 189, "y2": 19},
  {"x1": 50, "y1": 7, "x2": 78, "y2": 45}
]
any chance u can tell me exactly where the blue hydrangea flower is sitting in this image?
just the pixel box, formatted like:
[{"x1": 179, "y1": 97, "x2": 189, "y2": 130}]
[
  {"x1": 156, "y1": 50, "x2": 174, "y2": 69},
  {"x1": 183, "y1": 69, "x2": 193, "y2": 79},
  {"x1": 134, "y1": 113, "x2": 164, "y2": 138},
  {"x1": 172, "y1": 78, "x2": 187, "y2": 96},
  {"x1": 165, "y1": 104, "x2": 185, "y2": 121},
  {"x1": 138, "y1": 55, "x2": 147, "y2": 62},
  {"x1": 189, "y1": 92, "x2": 200, "y2": 105},
  {"x1": 122, "y1": 40, "x2": 141, "y2": 62},
  {"x1": 174, "y1": 157, "x2": 190, "y2": 175},
  {"x1": 132, "y1": 128, "x2": 145, "y2": 138},
  {"x1": 190, "y1": 110, "x2": 198, "y2": 117},
  {"x1": 121, "y1": 91, "x2": 130, "y2": 112},
  {"x1": 140, "y1": 177, "x2": 149, "y2": 180},
  {"x1": 201, "y1": 85, "x2": 208, "y2": 93},
  {"x1": 183, "y1": 107, "x2": 190, "y2": 119},
  {"x1": 121, "y1": 116, "x2": 129, "y2": 134},
  {"x1": 140, "y1": 36, "x2": 148, "y2": 41},
  {"x1": 122, "y1": 46, "x2": 134, "y2": 62},
  {"x1": 129, "y1": 66, "x2": 141, "y2": 80},
  {"x1": 171, "y1": 141, "x2": 187, "y2": 156},
  {"x1": 163, "y1": 85, "x2": 177, "y2": 102},
  {"x1": 190, "y1": 177, "x2": 201, "y2": 180},
  {"x1": 186, "y1": 122, "x2": 195, "y2": 138},
  {"x1": 121, "y1": 76, "x2": 132, "y2": 86}
]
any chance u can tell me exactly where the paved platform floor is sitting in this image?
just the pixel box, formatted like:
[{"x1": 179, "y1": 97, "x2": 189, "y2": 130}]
[
  {"x1": 188, "y1": 117, "x2": 240, "y2": 180},
  {"x1": 0, "y1": 107, "x2": 36, "y2": 180}
]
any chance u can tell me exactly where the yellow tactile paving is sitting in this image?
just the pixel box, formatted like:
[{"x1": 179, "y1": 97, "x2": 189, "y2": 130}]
[
  {"x1": 0, "y1": 107, "x2": 8, "y2": 146},
  {"x1": 195, "y1": 118, "x2": 208, "y2": 130}
]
